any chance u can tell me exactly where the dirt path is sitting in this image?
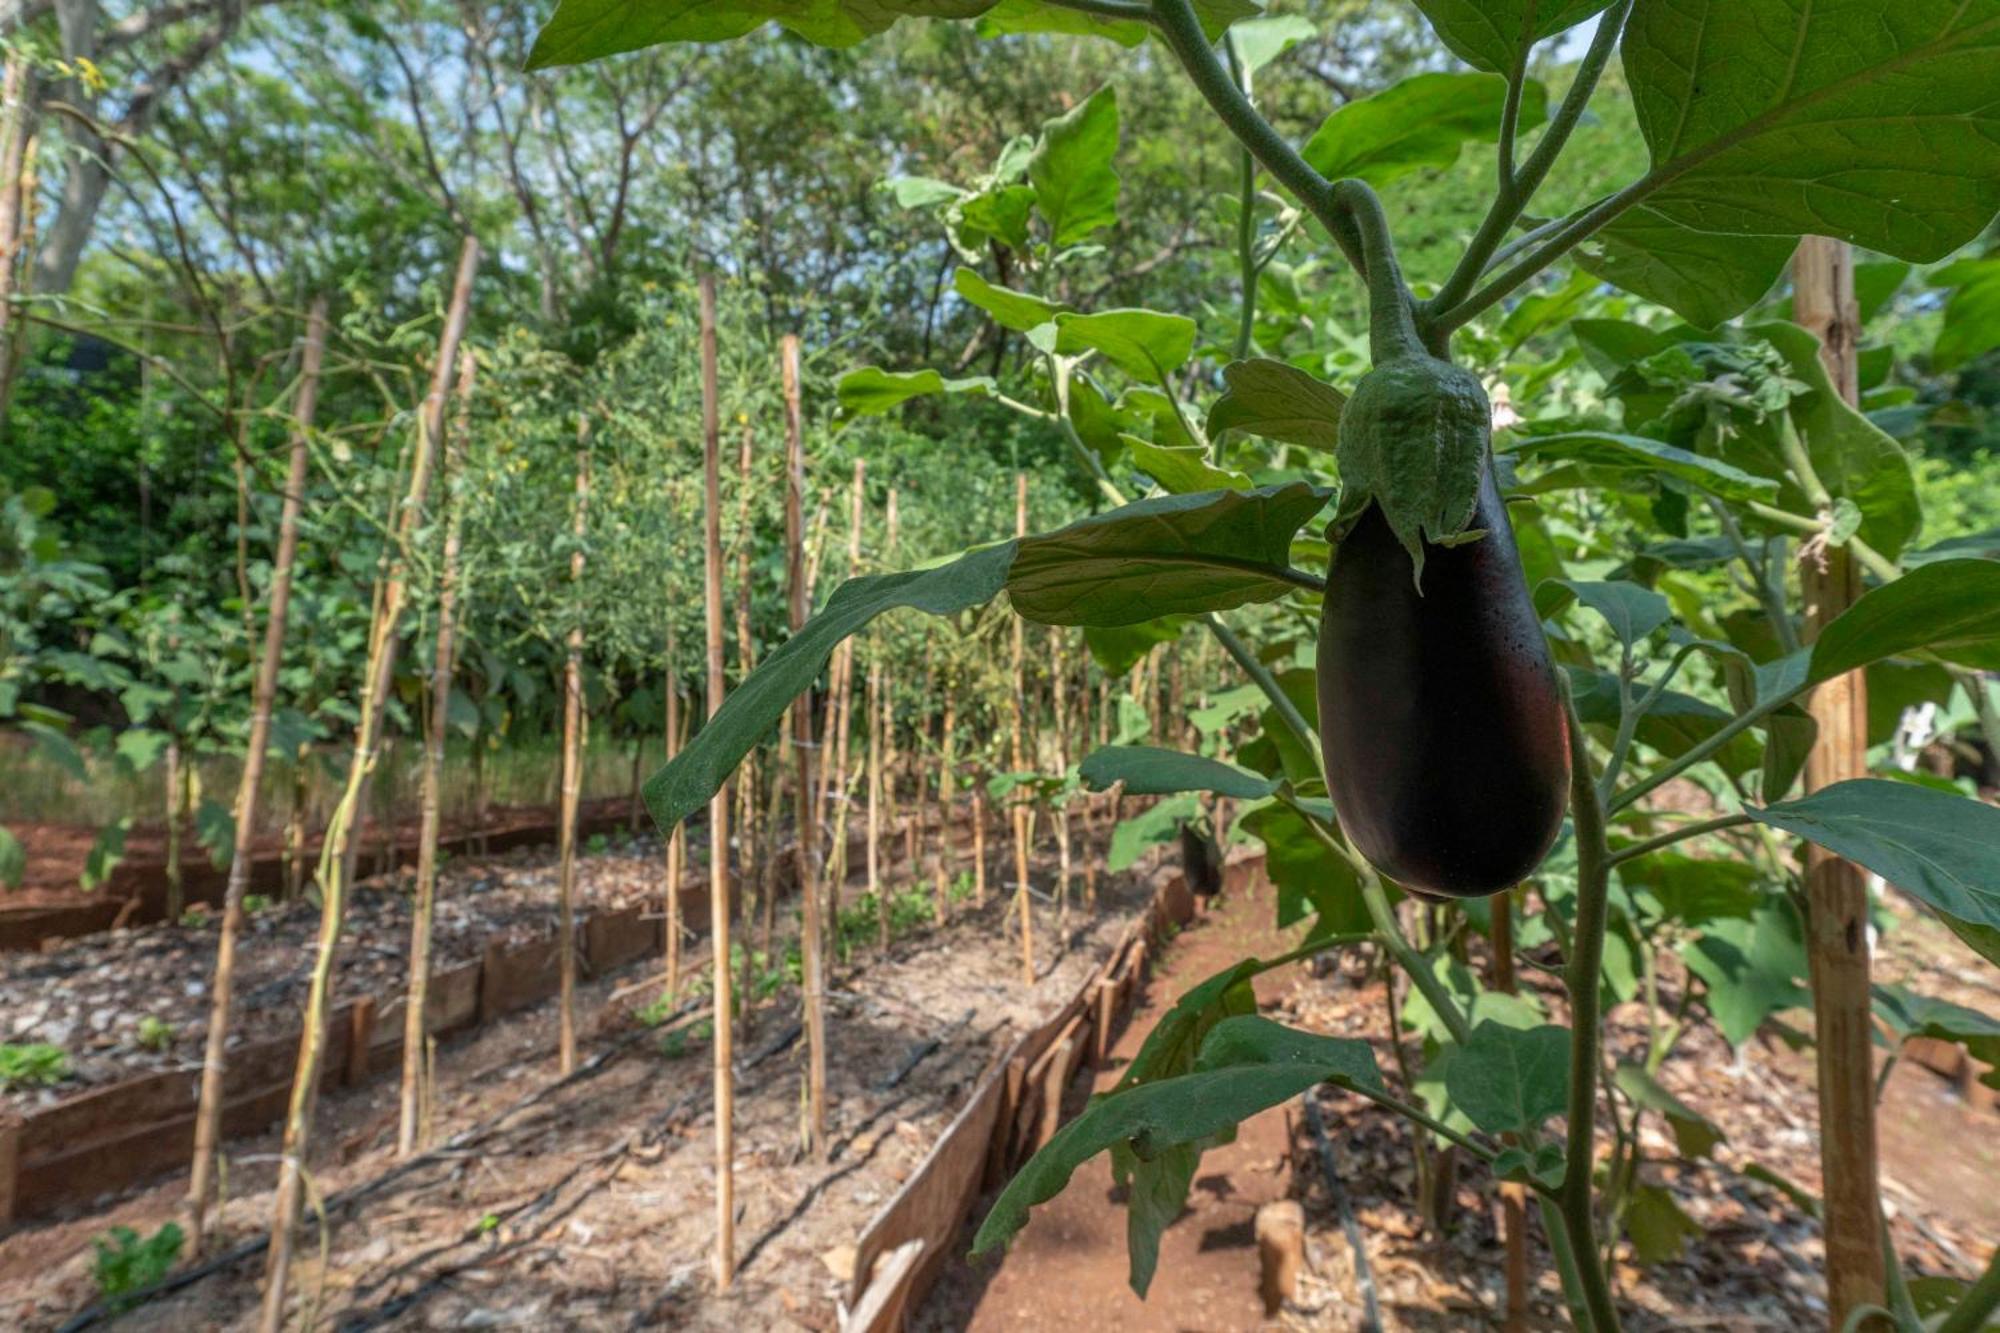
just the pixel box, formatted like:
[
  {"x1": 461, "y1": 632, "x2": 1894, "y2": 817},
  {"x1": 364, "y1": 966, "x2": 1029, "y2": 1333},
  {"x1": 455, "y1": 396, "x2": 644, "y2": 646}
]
[{"x1": 927, "y1": 867, "x2": 1307, "y2": 1332}]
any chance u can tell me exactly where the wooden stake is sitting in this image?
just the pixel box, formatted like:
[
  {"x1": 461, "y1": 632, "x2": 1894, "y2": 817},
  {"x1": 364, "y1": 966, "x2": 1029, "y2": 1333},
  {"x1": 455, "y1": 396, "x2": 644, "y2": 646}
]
[
  {"x1": 188, "y1": 296, "x2": 328, "y2": 1248},
  {"x1": 698, "y1": 274, "x2": 736, "y2": 1290},
  {"x1": 0, "y1": 53, "x2": 32, "y2": 414},
  {"x1": 258, "y1": 237, "x2": 476, "y2": 1332},
  {"x1": 663, "y1": 620, "x2": 684, "y2": 1004},
  {"x1": 733, "y1": 417, "x2": 761, "y2": 1007},
  {"x1": 399, "y1": 342, "x2": 475, "y2": 1156},
  {"x1": 1255, "y1": 1200, "x2": 1306, "y2": 1314},
  {"x1": 972, "y1": 783, "x2": 987, "y2": 907},
  {"x1": 1011, "y1": 473, "x2": 1034, "y2": 986},
  {"x1": 1490, "y1": 889, "x2": 1528, "y2": 1333},
  {"x1": 556, "y1": 418, "x2": 591, "y2": 1076},
  {"x1": 824, "y1": 459, "x2": 866, "y2": 898},
  {"x1": 874, "y1": 489, "x2": 901, "y2": 947},
  {"x1": 783, "y1": 334, "x2": 828, "y2": 1159},
  {"x1": 1793, "y1": 236, "x2": 1883, "y2": 1326}
]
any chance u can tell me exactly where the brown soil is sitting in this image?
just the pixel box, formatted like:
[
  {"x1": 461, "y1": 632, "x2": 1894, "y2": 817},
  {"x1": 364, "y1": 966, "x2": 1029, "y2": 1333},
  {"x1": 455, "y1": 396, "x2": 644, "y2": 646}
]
[
  {"x1": 916, "y1": 883, "x2": 1997, "y2": 1332},
  {"x1": 0, "y1": 827, "x2": 1157, "y2": 1331},
  {"x1": 923, "y1": 864, "x2": 1304, "y2": 1332}
]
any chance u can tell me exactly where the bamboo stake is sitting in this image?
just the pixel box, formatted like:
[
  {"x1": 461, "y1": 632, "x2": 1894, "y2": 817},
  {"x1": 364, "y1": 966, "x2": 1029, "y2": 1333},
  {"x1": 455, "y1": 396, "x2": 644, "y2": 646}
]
[
  {"x1": 663, "y1": 620, "x2": 683, "y2": 1004},
  {"x1": 827, "y1": 459, "x2": 865, "y2": 896},
  {"x1": 972, "y1": 781, "x2": 988, "y2": 907},
  {"x1": 1793, "y1": 236, "x2": 1883, "y2": 1327},
  {"x1": 258, "y1": 237, "x2": 476, "y2": 1332},
  {"x1": 0, "y1": 53, "x2": 31, "y2": 419},
  {"x1": 935, "y1": 687, "x2": 957, "y2": 922},
  {"x1": 556, "y1": 418, "x2": 591, "y2": 1076},
  {"x1": 1052, "y1": 630, "x2": 1071, "y2": 926},
  {"x1": 698, "y1": 274, "x2": 736, "y2": 1290},
  {"x1": 733, "y1": 418, "x2": 761, "y2": 1005},
  {"x1": 876, "y1": 489, "x2": 901, "y2": 945},
  {"x1": 1490, "y1": 889, "x2": 1528, "y2": 1333},
  {"x1": 782, "y1": 335, "x2": 828, "y2": 1158},
  {"x1": 398, "y1": 342, "x2": 475, "y2": 1157},
  {"x1": 188, "y1": 296, "x2": 328, "y2": 1248},
  {"x1": 163, "y1": 737, "x2": 186, "y2": 922},
  {"x1": 1011, "y1": 473, "x2": 1034, "y2": 986}
]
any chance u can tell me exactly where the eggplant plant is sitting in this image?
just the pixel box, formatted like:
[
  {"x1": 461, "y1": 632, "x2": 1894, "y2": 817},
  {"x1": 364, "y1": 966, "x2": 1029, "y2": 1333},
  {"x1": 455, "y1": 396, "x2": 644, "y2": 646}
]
[{"x1": 532, "y1": 1, "x2": 2000, "y2": 1327}]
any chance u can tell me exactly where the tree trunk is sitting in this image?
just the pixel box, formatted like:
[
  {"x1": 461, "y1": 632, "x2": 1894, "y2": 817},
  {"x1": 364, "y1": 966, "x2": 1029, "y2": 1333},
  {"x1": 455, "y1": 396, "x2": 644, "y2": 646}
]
[
  {"x1": 782, "y1": 334, "x2": 827, "y2": 1159},
  {"x1": 556, "y1": 424, "x2": 591, "y2": 1077},
  {"x1": 187, "y1": 296, "x2": 327, "y2": 1248},
  {"x1": 697, "y1": 273, "x2": 736, "y2": 1291},
  {"x1": 1011, "y1": 474, "x2": 1033, "y2": 986},
  {"x1": 399, "y1": 343, "x2": 473, "y2": 1156},
  {"x1": 0, "y1": 52, "x2": 34, "y2": 426},
  {"x1": 259, "y1": 239, "x2": 476, "y2": 1332},
  {"x1": 1793, "y1": 236, "x2": 1883, "y2": 1328}
]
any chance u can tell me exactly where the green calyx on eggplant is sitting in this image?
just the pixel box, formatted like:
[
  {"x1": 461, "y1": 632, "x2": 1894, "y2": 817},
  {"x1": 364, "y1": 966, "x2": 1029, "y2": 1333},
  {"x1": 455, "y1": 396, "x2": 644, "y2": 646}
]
[{"x1": 1316, "y1": 228, "x2": 1569, "y2": 898}]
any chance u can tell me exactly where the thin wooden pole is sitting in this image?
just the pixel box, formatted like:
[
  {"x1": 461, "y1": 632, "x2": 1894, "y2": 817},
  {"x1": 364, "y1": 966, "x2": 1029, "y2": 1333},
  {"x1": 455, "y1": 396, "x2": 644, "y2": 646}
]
[
  {"x1": 1792, "y1": 236, "x2": 1883, "y2": 1328},
  {"x1": 0, "y1": 53, "x2": 32, "y2": 419},
  {"x1": 698, "y1": 274, "x2": 736, "y2": 1291},
  {"x1": 733, "y1": 418, "x2": 760, "y2": 1005},
  {"x1": 1011, "y1": 473, "x2": 1034, "y2": 987},
  {"x1": 782, "y1": 334, "x2": 828, "y2": 1158},
  {"x1": 399, "y1": 342, "x2": 475, "y2": 1157},
  {"x1": 1052, "y1": 629, "x2": 1071, "y2": 926},
  {"x1": 663, "y1": 619, "x2": 683, "y2": 1004},
  {"x1": 188, "y1": 296, "x2": 328, "y2": 1248},
  {"x1": 875, "y1": 490, "x2": 900, "y2": 947},
  {"x1": 1491, "y1": 889, "x2": 1528, "y2": 1333},
  {"x1": 827, "y1": 459, "x2": 865, "y2": 897},
  {"x1": 556, "y1": 419, "x2": 591, "y2": 1076},
  {"x1": 258, "y1": 236, "x2": 476, "y2": 1333}
]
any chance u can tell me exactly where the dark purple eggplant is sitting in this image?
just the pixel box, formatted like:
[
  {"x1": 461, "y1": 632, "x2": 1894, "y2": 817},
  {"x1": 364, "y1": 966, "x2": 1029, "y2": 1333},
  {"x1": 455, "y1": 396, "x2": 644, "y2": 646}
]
[{"x1": 1315, "y1": 462, "x2": 1569, "y2": 898}]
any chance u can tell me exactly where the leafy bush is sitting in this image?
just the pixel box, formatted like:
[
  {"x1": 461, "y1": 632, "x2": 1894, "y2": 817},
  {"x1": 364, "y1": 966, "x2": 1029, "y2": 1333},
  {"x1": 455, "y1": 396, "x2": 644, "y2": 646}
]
[
  {"x1": 91, "y1": 1222, "x2": 183, "y2": 1308},
  {"x1": 0, "y1": 1042, "x2": 70, "y2": 1090},
  {"x1": 135, "y1": 1016, "x2": 174, "y2": 1052}
]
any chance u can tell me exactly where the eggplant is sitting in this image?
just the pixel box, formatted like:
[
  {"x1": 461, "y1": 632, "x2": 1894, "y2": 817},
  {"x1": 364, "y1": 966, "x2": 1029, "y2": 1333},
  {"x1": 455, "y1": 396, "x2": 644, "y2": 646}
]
[{"x1": 1315, "y1": 461, "x2": 1569, "y2": 898}]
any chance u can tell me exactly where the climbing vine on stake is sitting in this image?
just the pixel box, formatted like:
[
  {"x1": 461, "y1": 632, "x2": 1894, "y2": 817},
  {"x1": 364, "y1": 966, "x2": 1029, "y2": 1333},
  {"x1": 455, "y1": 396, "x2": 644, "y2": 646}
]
[{"x1": 535, "y1": 2, "x2": 2000, "y2": 1328}]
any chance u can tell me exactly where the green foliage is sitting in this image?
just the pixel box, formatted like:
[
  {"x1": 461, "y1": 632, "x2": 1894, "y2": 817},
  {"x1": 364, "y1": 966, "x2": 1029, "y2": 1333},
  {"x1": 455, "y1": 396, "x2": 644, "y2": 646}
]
[
  {"x1": 91, "y1": 1223, "x2": 184, "y2": 1310},
  {"x1": 1077, "y1": 745, "x2": 1275, "y2": 799},
  {"x1": 135, "y1": 1016, "x2": 175, "y2": 1053},
  {"x1": 0, "y1": 1042, "x2": 71, "y2": 1090}
]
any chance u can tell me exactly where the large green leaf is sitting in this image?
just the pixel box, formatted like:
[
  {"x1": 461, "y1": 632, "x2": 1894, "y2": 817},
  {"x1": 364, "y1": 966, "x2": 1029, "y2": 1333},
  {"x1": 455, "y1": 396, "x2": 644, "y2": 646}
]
[
  {"x1": 1621, "y1": 0, "x2": 2000, "y2": 262},
  {"x1": 1930, "y1": 258, "x2": 2000, "y2": 371},
  {"x1": 1237, "y1": 802, "x2": 1370, "y2": 937},
  {"x1": 1126, "y1": 437, "x2": 1250, "y2": 495},
  {"x1": 1507, "y1": 430, "x2": 1780, "y2": 502},
  {"x1": 1618, "y1": 853, "x2": 1762, "y2": 926},
  {"x1": 973, "y1": 1016, "x2": 1379, "y2": 1292},
  {"x1": 1808, "y1": 559, "x2": 2000, "y2": 683},
  {"x1": 1030, "y1": 86, "x2": 1120, "y2": 247},
  {"x1": 1204, "y1": 358, "x2": 1345, "y2": 451},
  {"x1": 1083, "y1": 616, "x2": 1188, "y2": 676},
  {"x1": 1442, "y1": 1020, "x2": 1571, "y2": 1138},
  {"x1": 529, "y1": 0, "x2": 997, "y2": 64},
  {"x1": 1747, "y1": 779, "x2": 2000, "y2": 941},
  {"x1": 1872, "y1": 982, "x2": 2000, "y2": 1078},
  {"x1": 1053, "y1": 309, "x2": 1198, "y2": 380},
  {"x1": 644, "y1": 544, "x2": 1016, "y2": 833},
  {"x1": 1573, "y1": 209, "x2": 1796, "y2": 329},
  {"x1": 836, "y1": 366, "x2": 995, "y2": 414},
  {"x1": 1754, "y1": 322, "x2": 1919, "y2": 560},
  {"x1": 1412, "y1": 0, "x2": 1614, "y2": 72},
  {"x1": 1301, "y1": 71, "x2": 1547, "y2": 188},
  {"x1": 1228, "y1": 14, "x2": 1317, "y2": 76},
  {"x1": 1539, "y1": 578, "x2": 1673, "y2": 646},
  {"x1": 1079, "y1": 746, "x2": 1277, "y2": 800},
  {"x1": 954, "y1": 266, "x2": 1066, "y2": 333},
  {"x1": 974, "y1": 0, "x2": 1146, "y2": 44},
  {"x1": 1613, "y1": 1064, "x2": 1725, "y2": 1158},
  {"x1": 1682, "y1": 900, "x2": 1809, "y2": 1047},
  {"x1": 1107, "y1": 793, "x2": 1199, "y2": 872},
  {"x1": 1005, "y1": 483, "x2": 1330, "y2": 626}
]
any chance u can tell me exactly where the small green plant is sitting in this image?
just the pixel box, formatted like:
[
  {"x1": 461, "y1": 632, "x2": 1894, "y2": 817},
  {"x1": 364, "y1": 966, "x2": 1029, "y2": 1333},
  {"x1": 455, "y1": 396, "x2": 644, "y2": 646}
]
[
  {"x1": 634, "y1": 992, "x2": 675, "y2": 1028},
  {"x1": 178, "y1": 904, "x2": 210, "y2": 927},
  {"x1": 476, "y1": 1212, "x2": 500, "y2": 1235},
  {"x1": 0, "y1": 1041, "x2": 70, "y2": 1090},
  {"x1": 585, "y1": 832, "x2": 610, "y2": 855},
  {"x1": 91, "y1": 1222, "x2": 183, "y2": 1309},
  {"x1": 658, "y1": 1026, "x2": 691, "y2": 1059},
  {"x1": 135, "y1": 1016, "x2": 174, "y2": 1052},
  {"x1": 948, "y1": 871, "x2": 976, "y2": 905},
  {"x1": 243, "y1": 893, "x2": 272, "y2": 914}
]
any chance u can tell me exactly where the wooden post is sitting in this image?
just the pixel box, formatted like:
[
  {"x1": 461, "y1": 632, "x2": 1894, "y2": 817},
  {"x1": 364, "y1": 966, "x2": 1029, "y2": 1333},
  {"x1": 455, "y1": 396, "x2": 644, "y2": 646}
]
[
  {"x1": 1011, "y1": 474, "x2": 1034, "y2": 987},
  {"x1": 826, "y1": 458, "x2": 866, "y2": 896},
  {"x1": 399, "y1": 342, "x2": 475, "y2": 1156},
  {"x1": 874, "y1": 489, "x2": 900, "y2": 948},
  {"x1": 1052, "y1": 629, "x2": 1072, "y2": 925},
  {"x1": 663, "y1": 620, "x2": 684, "y2": 1004},
  {"x1": 698, "y1": 274, "x2": 736, "y2": 1290},
  {"x1": 972, "y1": 783, "x2": 988, "y2": 907},
  {"x1": 188, "y1": 296, "x2": 328, "y2": 1247},
  {"x1": 0, "y1": 53, "x2": 32, "y2": 417},
  {"x1": 259, "y1": 237, "x2": 477, "y2": 1333},
  {"x1": 782, "y1": 333, "x2": 828, "y2": 1159},
  {"x1": 345, "y1": 997, "x2": 376, "y2": 1087},
  {"x1": 1491, "y1": 889, "x2": 1528, "y2": 1333},
  {"x1": 556, "y1": 419, "x2": 591, "y2": 1076},
  {"x1": 1256, "y1": 1201, "x2": 1306, "y2": 1315},
  {"x1": 1793, "y1": 235, "x2": 1883, "y2": 1327},
  {"x1": 732, "y1": 417, "x2": 761, "y2": 1006}
]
